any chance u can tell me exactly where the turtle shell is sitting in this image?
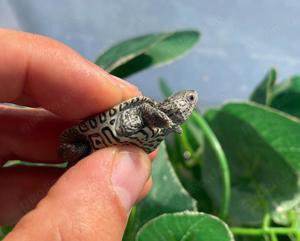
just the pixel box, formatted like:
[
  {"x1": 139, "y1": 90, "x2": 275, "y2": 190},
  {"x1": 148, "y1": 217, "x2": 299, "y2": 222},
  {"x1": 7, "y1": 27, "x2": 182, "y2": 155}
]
[{"x1": 72, "y1": 96, "x2": 165, "y2": 153}]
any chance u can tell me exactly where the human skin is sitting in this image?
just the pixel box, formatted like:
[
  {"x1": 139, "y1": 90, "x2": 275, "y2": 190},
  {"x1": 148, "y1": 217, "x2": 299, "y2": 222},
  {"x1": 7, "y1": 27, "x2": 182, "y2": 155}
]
[{"x1": 0, "y1": 29, "x2": 155, "y2": 241}]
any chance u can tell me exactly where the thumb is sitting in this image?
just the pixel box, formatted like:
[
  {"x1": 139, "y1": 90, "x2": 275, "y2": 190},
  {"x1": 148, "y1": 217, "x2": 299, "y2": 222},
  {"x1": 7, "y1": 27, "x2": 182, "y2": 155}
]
[{"x1": 5, "y1": 146, "x2": 151, "y2": 241}]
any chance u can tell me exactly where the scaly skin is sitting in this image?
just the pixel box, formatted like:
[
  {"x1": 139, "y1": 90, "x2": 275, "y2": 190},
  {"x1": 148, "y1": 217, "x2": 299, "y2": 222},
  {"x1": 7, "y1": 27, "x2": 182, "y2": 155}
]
[{"x1": 58, "y1": 90, "x2": 198, "y2": 166}]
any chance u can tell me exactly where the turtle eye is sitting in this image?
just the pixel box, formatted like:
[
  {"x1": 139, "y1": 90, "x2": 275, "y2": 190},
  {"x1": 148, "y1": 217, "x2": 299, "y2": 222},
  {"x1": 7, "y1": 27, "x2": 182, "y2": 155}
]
[{"x1": 188, "y1": 94, "x2": 195, "y2": 102}]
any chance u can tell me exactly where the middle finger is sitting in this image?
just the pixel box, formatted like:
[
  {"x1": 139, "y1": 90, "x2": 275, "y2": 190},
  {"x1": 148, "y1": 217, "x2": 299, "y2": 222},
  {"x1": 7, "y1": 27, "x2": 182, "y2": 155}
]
[{"x1": 0, "y1": 105, "x2": 73, "y2": 164}]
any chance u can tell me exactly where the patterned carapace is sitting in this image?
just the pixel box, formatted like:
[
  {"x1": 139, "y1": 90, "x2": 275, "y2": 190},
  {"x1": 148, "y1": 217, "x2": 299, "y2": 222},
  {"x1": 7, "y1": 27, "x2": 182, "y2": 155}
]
[{"x1": 58, "y1": 90, "x2": 198, "y2": 165}]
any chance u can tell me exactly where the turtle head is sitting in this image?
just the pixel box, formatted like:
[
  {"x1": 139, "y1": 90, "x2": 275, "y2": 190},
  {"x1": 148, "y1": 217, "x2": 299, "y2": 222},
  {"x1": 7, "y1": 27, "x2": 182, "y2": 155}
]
[{"x1": 159, "y1": 90, "x2": 198, "y2": 125}]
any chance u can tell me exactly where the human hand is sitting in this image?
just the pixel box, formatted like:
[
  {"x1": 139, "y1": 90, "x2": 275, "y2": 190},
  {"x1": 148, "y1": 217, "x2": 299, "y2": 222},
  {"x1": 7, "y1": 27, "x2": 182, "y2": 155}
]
[{"x1": 0, "y1": 29, "x2": 153, "y2": 241}]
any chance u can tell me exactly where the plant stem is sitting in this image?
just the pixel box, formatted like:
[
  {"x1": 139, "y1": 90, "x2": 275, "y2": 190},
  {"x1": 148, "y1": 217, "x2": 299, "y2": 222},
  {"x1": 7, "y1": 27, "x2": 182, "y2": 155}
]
[
  {"x1": 231, "y1": 227, "x2": 300, "y2": 236},
  {"x1": 263, "y1": 213, "x2": 271, "y2": 229},
  {"x1": 191, "y1": 111, "x2": 231, "y2": 219},
  {"x1": 270, "y1": 232, "x2": 278, "y2": 241},
  {"x1": 290, "y1": 211, "x2": 300, "y2": 241}
]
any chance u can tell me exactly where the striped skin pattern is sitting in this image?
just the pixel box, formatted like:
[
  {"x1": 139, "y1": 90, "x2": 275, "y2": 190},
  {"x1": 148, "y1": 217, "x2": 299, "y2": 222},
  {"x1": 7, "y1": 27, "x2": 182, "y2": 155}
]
[{"x1": 59, "y1": 90, "x2": 198, "y2": 164}]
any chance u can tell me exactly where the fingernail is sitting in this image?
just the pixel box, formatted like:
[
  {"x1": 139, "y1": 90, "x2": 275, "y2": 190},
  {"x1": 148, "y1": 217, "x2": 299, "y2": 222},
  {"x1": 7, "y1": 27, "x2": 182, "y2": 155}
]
[
  {"x1": 110, "y1": 75, "x2": 141, "y2": 93},
  {"x1": 111, "y1": 147, "x2": 151, "y2": 212},
  {"x1": 86, "y1": 61, "x2": 129, "y2": 90},
  {"x1": 86, "y1": 61, "x2": 141, "y2": 94}
]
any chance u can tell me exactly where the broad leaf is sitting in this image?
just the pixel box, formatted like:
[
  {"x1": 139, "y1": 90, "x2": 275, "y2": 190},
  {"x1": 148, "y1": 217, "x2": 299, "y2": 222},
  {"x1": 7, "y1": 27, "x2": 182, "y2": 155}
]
[
  {"x1": 123, "y1": 143, "x2": 197, "y2": 241},
  {"x1": 136, "y1": 212, "x2": 234, "y2": 241},
  {"x1": 270, "y1": 76, "x2": 300, "y2": 118},
  {"x1": 0, "y1": 226, "x2": 13, "y2": 240},
  {"x1": 250, "y1": 68, "x2": 277, "y2": 105},
  {"x1": 159, "y1": 78, "x2": 172, "y2": 97},
  {"x1": 135, "y1": 142, "x2": 197, "y2": 223},
  {"x1": 96, "y1": 30, "x2": 200, "y2": 78},
  {"x1": 203, "y1": 103, "x2": 300, "y2": 225},
  {"x1": 96, "y1": 33, "x2": 168, "y2": 71}
]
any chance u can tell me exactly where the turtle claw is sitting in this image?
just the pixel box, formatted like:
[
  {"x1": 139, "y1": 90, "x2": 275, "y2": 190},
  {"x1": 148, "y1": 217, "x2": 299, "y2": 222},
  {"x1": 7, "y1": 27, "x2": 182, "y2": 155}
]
[{"x1": 174, "y1": 125, "x2": 182, "y2": 134}]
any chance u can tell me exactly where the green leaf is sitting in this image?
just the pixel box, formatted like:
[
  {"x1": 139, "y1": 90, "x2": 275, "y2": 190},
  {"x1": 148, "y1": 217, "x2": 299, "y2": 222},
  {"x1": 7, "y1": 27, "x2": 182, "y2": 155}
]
[
  {"x1": 165, "y1": 121, "x2": 213, "y2": 213},
  {"x1": 250, "y1": 68, "x2": 277, "y2": 105},
  {"x1": 123, "y1": 143, "x2": 197, "y2": 241},
  {"x1": 136, "y1": 212, "x2": 234, "y2": 241},
  {"x1": 136, "y1": 142, "x2": 197, "y2": 223},
  {"x1": 176, "y1": 165, "x2": 214, "y2": 214},
  {"x1": 203, "y1": 102, "x2": 300, "y2": 225},
  {"x1": 270, "y1": 76, "x2": 300, "y2": 118},
  {"x1": 96, "y1": 30, "x2": 200, "y2": 78},
  {"x1": 159, "y1": 78, "x2": 173, "y2": 98},
  {"x1": 165, "y1": 135, "x2": 183, "y2": 166},
  {"x1": 250, "y1": 70, "x2": 300, "y2": 119},
  {"x1": 96, "y1": 33, "x2": 168, "y2": 71},
  {"x1": 0, "y1": 226, "x2": 13, "y2": 240}
]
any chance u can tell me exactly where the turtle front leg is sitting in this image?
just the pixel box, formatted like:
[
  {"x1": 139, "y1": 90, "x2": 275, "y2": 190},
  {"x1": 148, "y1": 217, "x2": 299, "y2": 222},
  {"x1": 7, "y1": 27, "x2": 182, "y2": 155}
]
[
  {"x1": 140, "y1": 103, "x2": 182, "y2": 134},
  {"x1": 115, "y1": 103, "x2": 182, "y2": 138}
]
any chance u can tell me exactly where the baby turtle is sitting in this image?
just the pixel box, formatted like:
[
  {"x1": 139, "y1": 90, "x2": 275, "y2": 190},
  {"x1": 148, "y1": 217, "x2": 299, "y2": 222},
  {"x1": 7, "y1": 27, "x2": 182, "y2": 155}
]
[{"x1": 58, "y1": 90, "x2": 198, "y2": 165}]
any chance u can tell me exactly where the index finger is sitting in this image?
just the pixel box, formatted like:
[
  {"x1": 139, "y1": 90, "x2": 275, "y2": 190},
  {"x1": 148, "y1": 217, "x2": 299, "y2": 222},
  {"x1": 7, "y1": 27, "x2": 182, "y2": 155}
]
[{"x1": 0, "y1": 29, "x2": 140, "y2": 119}]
